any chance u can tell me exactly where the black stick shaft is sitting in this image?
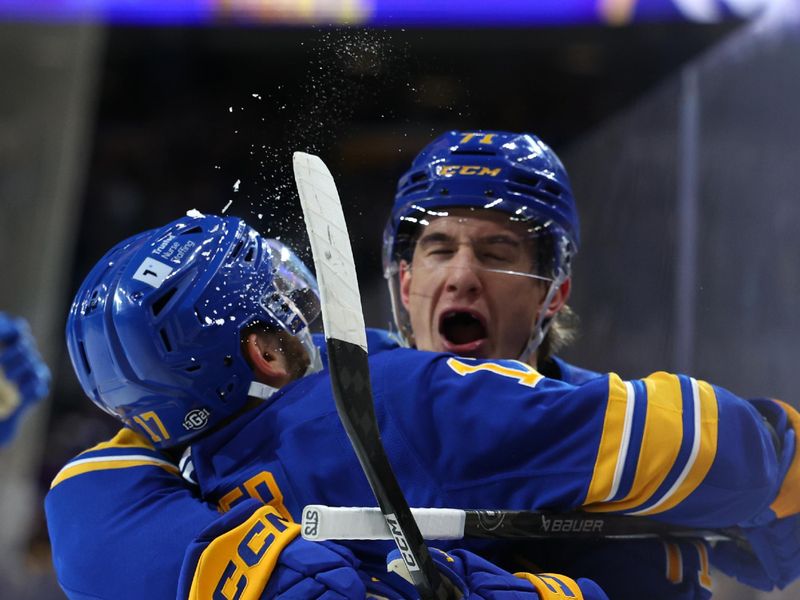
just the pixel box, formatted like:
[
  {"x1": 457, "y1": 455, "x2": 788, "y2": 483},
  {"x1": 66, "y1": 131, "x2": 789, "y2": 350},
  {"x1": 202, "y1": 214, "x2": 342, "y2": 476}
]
[
  {"x1": 461, "y1": 510, "x2": 740, "y2": 541},
  {"x1": 327, "y1": 339, "x2": 451, "y2": 600}
]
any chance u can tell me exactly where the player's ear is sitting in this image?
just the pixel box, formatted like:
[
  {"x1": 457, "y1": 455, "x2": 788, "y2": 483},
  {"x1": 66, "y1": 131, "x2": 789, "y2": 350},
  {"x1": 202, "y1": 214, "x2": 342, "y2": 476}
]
[
  {"x1": 543, "y1": 276, "x2": 571, "y2": 319},
  {"x1": 399, "y1": 260, "x2": 412, "y2": 309},
  {"x1": 243, "y1": 332, "x2": 291, "y2": 388}
]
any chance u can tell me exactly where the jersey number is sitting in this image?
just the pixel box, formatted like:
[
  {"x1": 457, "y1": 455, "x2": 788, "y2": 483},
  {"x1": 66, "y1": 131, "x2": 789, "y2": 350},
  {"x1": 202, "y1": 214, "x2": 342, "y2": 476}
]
[
  {"x1": 132, "y1": 411, "x2": 170, "y2": 443},
  {"x1": 447, "y1": 357, "x2": 543, "y2": 387},
  {"x1": 218, "y1": 471, "x2": 293, "y2": 521}
]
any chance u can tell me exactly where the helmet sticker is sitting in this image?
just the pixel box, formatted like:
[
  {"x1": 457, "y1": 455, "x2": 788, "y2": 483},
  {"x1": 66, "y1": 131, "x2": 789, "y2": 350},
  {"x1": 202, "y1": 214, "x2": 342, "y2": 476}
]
[{"x1": 132, "y1": 257, "x2": 173, "y2": 289}]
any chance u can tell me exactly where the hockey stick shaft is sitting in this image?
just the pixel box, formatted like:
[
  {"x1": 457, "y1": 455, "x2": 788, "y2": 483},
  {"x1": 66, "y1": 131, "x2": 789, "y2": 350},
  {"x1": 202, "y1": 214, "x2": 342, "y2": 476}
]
[
  {"x1": 293, "y1": 152, "x2": 451, "y2": 600},
  {"x1": 302, "y1": 505, "x2": 741, "y2": 543}
]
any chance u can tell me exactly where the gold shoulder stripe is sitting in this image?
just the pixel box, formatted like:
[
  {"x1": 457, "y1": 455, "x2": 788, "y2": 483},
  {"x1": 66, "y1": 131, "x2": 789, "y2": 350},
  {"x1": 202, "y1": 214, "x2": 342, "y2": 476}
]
[
  {"x1": 50, "y1": 455, "x2": 179, "y2": 489},
  {"x1": 78, "y1": 428, "x2": 155, "y2": 456}
]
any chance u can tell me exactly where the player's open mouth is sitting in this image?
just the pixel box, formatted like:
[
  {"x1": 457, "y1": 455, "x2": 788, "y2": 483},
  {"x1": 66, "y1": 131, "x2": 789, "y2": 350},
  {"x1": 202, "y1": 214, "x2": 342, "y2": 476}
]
[{"x1": 439, "y1": 310, "x2": 488, "y2": 353}]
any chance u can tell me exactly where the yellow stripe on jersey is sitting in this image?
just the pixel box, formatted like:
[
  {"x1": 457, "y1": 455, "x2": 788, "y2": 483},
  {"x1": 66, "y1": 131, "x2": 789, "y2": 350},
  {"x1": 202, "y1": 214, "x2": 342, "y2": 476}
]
[
  {"x1": 769, "y1": 399, "x2": 800, "y2": 518},
  {"x1": 82, "y1": 427, "x2": 155, "y2": 454},
  {"x1": 50, "y1": 455, "x2": 180, "y2": 489},
  {"x1": 514, "y1": 572, "x2": 584, "y2": 599},
  {"x1": 586, "y1": 373, "x2": 718, "y2": 514},
  {"x1": 663, "y1": 541, "x2": 683, "y2": 584},
  {"x1": 694, "y1": 541, "x2": 713, "y2": 590},
  {"x1": 632, "y1": 379, "x2": 718, "y2": 515},
  {"x1": 608, "y1": 372, "x2": 683, "y2": 511},
  {"x1": 187, "y1": 506, "x2": 299, "y2": 600},
  {"x1": 584, "y1": 373, "x2": 631, "y2": 504}
]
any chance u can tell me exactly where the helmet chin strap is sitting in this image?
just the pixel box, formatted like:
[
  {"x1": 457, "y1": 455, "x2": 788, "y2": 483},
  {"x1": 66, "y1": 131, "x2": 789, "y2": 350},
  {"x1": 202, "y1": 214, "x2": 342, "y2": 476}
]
[{"x1": 519, "y1": 272, "x2": 565, "y2": 365}]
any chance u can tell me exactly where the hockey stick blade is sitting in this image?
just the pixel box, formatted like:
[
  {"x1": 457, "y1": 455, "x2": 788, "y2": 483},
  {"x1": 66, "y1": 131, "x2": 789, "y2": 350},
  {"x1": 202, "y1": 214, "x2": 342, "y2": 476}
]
[
  {"x1": 293, "y1": 152, "x2": 451, "y2": 600},
  {"x1": 301, "y1": 505, "x2": 742, "y2": 543}
]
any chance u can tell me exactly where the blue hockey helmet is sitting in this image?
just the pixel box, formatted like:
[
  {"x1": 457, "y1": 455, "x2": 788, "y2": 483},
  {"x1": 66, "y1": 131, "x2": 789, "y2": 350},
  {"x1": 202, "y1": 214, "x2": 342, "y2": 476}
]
[
  {"x1": 382, "y1": 131, "x2": 579, "y2": 355},
  {"x1": 66, "y1": 210, "x2": 321, "y2": 449}
]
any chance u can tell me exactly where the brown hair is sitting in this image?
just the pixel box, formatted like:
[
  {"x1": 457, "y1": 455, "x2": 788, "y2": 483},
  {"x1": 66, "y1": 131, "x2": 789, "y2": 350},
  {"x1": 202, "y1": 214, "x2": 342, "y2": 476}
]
[{"x1": 537, "y1": 303, "x2": 579, "y2": 365}]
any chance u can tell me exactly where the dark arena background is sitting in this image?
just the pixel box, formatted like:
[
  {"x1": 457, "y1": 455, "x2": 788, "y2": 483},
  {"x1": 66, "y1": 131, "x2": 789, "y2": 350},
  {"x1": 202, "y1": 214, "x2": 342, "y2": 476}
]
[{"x1": 1, "y1": 1, "x2": 798, "y2": 598}]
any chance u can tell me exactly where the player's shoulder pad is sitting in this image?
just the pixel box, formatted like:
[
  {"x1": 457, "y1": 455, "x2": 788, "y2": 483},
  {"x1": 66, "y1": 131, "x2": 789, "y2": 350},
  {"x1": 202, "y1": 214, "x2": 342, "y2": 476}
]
[
  {"x1": 50, "y1": 427, "x2": 179, "y2": 489},
  {"x1": 550, "y1": 356, "x2": 604, "y2": 385}
]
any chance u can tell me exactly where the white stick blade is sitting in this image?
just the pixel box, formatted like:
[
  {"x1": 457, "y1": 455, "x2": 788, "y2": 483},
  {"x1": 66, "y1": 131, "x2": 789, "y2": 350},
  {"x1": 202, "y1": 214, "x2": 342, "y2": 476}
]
[
  {"x1": 293, "y1": 152, "x2": 367, "y2": 350},
  {"x1": 301, "y1": 505, "x2": 466, "y2": 541}
]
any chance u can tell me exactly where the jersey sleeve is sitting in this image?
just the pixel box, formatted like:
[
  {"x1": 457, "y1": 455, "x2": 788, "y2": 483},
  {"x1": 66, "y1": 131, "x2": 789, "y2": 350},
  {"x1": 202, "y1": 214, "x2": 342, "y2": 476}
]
[
  {"x1": 375, "y1": 351, "x2": 787, "y2": 527},
  {"x1": 745, "y1": 398, "x2": 800, "y2": 521},
  {"x1": 45, "y1": 428, "x2": 272, "y2": 600}
]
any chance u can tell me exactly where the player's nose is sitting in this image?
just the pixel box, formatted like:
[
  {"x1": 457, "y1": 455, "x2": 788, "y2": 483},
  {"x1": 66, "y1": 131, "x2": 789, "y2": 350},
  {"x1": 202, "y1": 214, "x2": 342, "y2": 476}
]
[{"x1": 443, "y1": 247, "x2": 483, "y2": 297}]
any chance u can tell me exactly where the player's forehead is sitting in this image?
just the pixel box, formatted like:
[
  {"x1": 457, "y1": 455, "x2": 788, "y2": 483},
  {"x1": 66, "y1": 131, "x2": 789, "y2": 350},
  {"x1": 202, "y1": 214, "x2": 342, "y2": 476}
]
[{"x1": 418, "y1": 207, "x2": 530, "y2": 241}]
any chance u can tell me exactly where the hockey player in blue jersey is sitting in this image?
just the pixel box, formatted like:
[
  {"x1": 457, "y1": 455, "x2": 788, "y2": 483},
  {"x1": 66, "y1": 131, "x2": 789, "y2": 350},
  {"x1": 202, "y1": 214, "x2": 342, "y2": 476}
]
[
  {"x1": 47, "y1": 211, "x2": 609, "y2": 600},
  {"x1": 0, "y1": 311, "x2": 50, "y2": 445},
  {"x1": 378, "y1": 130, "x2": 800, "y2": 597},
  {"x1": 46, "y1": 133, "x2": 800, "y2": 599}
]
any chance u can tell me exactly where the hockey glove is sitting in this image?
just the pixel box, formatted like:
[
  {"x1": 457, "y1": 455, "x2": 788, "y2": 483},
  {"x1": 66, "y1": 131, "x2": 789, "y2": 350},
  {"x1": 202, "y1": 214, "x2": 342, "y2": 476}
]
[
  {"x1": 711, "y1": 513, "x2": 800, "y2": 591},
  {"x1": 0, "y1": 312, "x2": 50, "y2": 445},
  {"x1": 178, "y1": 500, "x2": 366, "y2": 599},
  {"x1": 386, "y1": 547, "x2": 609, "y2": 599},
  {"x1": 712, "y1": 399, "x2": 800, "y2": 590}
]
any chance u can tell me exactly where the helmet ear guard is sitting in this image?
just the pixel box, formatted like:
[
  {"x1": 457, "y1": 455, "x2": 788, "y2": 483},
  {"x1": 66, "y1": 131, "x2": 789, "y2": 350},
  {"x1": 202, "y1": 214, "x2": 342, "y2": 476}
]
[
  {"x1": 383, "y1": 130, "x2": 579, "y2": 360},
  {"x1": 66, "y1": 211, "x2": 321, "y2": 449}
]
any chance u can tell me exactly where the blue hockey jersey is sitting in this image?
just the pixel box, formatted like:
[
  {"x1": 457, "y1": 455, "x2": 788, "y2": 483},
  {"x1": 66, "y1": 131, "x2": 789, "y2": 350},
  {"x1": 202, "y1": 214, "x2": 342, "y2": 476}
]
[
  {"x1": 45, "y1": 333, "x2": 799, "y2": 599},
  {"x1": 185, "y1": 347, "x2": 783, "y2": 528}
]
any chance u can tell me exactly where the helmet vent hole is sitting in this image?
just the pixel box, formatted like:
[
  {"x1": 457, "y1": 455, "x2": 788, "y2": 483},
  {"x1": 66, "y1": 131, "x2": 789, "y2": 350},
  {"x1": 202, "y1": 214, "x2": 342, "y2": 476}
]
[
  {"x1": 78, "y1": 341, "x2": 92, "y2": 374},
  {"x1": 216, "y1": 381, "x2": 236, "y2": 400},
  {"x1": 151, "y1": 287, "x2": 177, "y2": 317},
  {"x1": 185, "y1": 363, "x2": 202, "y2": 373},
  {"x1": 402, "y1": 183, "x2": 428, "y2": 195},
  {"x1": 541, "y1": 182, "x2": 562, "y2": 197},
  {"x1": 512, "y1": 174, "x2": 541, "y2": 189},
  {"x1": 159, "y1": 328, "x2": 173, "y2": 352},
  {"x1": 223, "y1": 355, "x2": 233, "y2": 367},
  {"x1": 451, "y1": 149, "x2": 495, "y2": 156},
  {"x1": 244, "y1": 244, "x2": 256, "y2": 263},
  {"x1": 230, "y1": 239, "x2": 245, "y2": 259},
  {"x1": 409, "y1": 171, "x2": 428, "y2": 183},
  {"x1": 180, "y1": 226, "x2": 203, "y2": 236}
]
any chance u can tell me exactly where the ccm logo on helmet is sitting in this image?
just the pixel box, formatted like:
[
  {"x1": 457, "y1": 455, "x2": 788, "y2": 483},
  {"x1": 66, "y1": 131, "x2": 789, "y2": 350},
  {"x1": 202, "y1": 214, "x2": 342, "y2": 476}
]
[{"x1": 437, "y1": 165, "x2": 502, "y2": 177}]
